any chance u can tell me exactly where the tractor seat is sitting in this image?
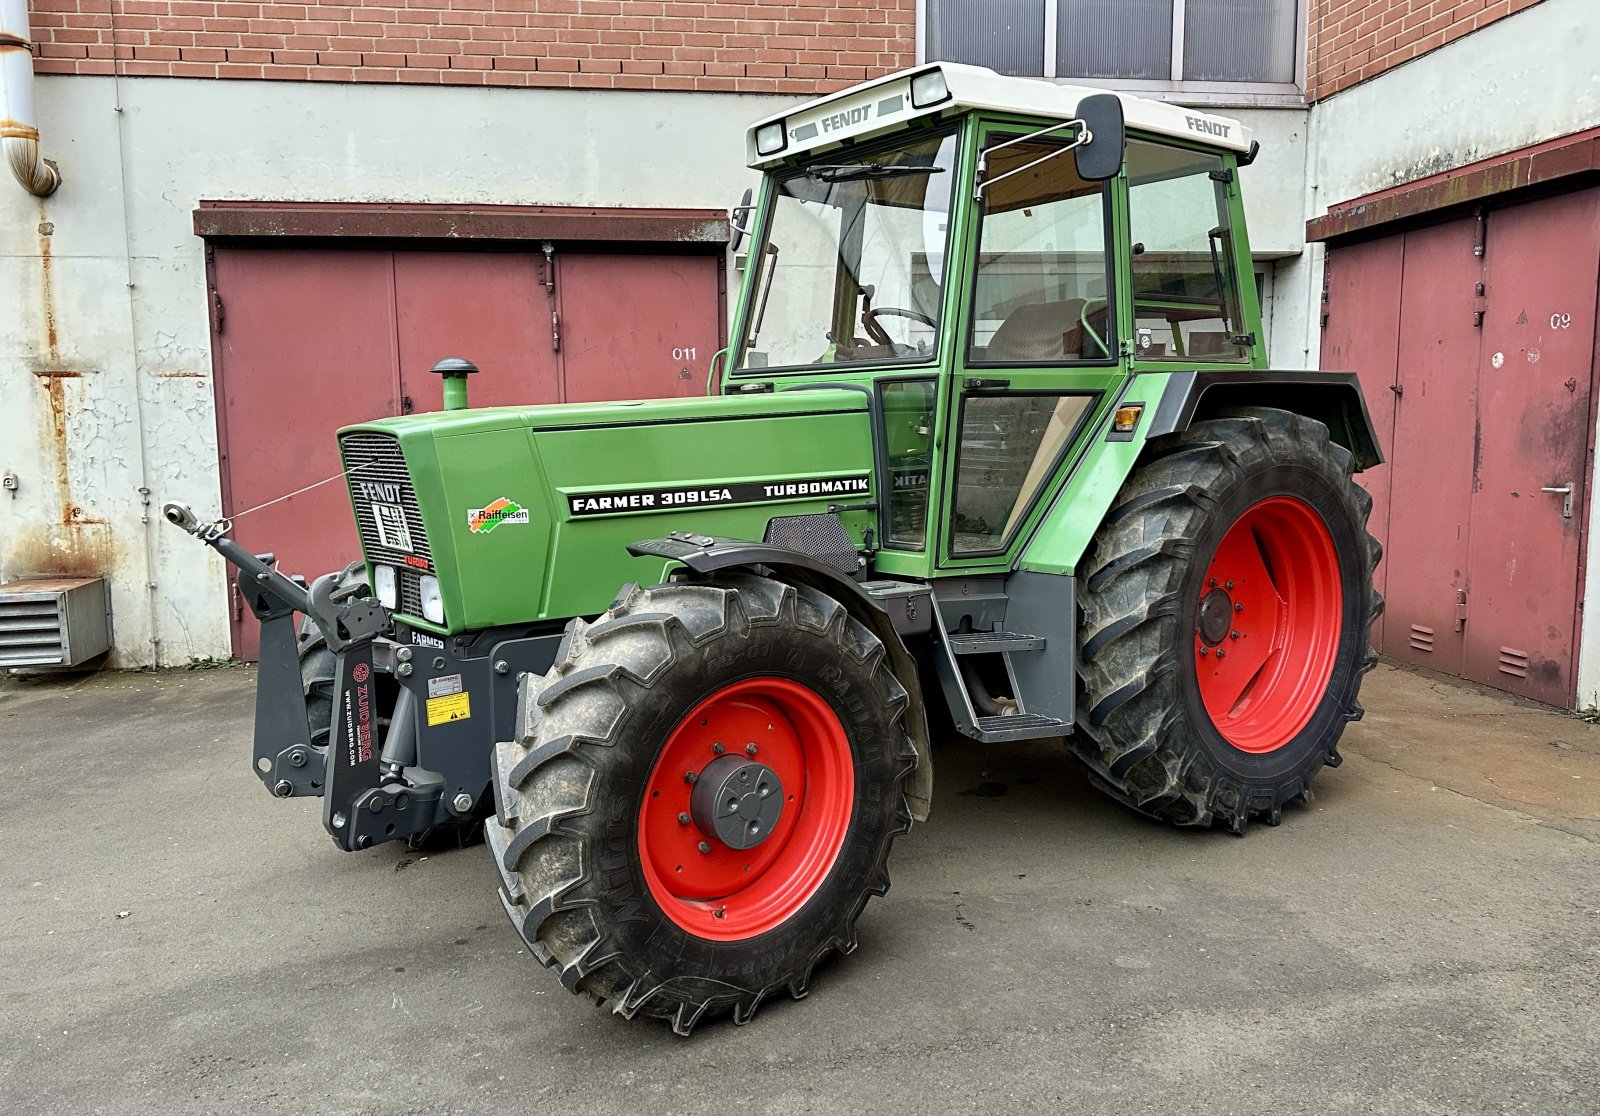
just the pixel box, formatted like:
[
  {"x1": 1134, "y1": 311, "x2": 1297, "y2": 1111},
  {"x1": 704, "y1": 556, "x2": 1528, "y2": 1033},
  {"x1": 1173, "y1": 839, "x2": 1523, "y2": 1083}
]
[{"x1": 984, "y1": 299, "x2": 1086, "y2": 363}]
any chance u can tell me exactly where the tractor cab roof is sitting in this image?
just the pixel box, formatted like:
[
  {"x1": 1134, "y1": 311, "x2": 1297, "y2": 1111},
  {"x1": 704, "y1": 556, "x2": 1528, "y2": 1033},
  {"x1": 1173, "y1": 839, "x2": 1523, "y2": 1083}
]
[{"x1": 746, "y1": 62, "x2": 1251, "y2": 169}]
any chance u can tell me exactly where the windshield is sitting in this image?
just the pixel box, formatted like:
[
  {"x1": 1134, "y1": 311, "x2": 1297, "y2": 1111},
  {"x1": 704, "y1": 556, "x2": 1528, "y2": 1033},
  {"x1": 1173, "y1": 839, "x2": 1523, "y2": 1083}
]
[{"x1": 738, "y1": 131, "x2": 959, "y2": 372}]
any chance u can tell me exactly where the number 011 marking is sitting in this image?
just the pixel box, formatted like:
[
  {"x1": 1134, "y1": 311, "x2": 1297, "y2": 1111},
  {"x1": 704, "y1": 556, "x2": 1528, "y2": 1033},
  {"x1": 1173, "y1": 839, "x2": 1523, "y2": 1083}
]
[{"x1": 672, "y1": 346, "x2": 698, "y2": 361}]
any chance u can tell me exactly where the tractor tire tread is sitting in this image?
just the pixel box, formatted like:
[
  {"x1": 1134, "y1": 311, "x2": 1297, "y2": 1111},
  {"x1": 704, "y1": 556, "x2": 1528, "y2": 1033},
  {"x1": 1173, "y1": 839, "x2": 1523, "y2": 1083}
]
[
  {"x1": 1072, "y1": 406, "x2": 1382, "y2": 832},
  {"x1": 494, "y1": 572, "x2": 914, "y2": 1034}
]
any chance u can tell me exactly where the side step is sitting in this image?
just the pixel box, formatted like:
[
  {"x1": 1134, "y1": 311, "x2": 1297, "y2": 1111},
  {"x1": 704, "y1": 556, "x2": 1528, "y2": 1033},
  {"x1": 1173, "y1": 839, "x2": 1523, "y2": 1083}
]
[
  {"x1": 974, "y1": 712, "x2": 1070, "y2": 741},
  {"x1": 946, "y1": 631, "x2": 1045, "y2": 655},
  {"x1": 930, "y1": 580, "x2": 1075, "y2": 744}
]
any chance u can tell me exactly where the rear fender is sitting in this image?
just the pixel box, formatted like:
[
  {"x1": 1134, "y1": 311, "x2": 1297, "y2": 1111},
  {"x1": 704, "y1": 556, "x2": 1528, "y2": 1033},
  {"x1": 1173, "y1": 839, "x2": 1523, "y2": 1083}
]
[
  {"x1": 1147, "y1": 370, "x2": 1383, "y2": 470},
  {"x1": 1019, "y1": 370, "x2": 1382, "y2": 578},
  {"x1": 628, "y1": 535, "x2": 934, "y2": 821}
]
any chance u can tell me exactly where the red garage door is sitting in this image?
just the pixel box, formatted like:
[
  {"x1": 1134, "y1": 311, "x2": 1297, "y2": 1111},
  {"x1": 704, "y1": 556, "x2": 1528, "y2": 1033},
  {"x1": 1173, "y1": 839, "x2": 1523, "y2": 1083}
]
[
  {"x1": 210, "y1": 244, "x2": 724, "y2": 658},
  {"x1": 1322, "y1": 188, "x2": 1600, "y2": 705}
]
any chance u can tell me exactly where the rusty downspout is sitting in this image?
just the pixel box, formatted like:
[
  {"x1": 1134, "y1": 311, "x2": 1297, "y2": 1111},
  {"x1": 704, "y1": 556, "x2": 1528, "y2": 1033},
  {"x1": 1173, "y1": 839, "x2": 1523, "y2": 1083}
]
[{"x1": 1, "y1": 0, "x2": 61, "y2": 197}]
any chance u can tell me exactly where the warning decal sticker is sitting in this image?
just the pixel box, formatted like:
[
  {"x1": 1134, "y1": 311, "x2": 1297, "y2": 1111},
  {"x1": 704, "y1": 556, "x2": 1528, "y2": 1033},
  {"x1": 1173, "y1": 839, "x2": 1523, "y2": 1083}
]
[{"x1": 426, "y1": 691, "x2": 471, "y2": 727}]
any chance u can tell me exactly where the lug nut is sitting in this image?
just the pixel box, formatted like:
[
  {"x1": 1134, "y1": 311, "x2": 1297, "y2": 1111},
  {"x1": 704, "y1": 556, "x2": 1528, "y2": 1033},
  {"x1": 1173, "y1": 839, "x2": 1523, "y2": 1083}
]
[
  {"x1": 745, "y1": 743, "x2": 758, "y2": 756},
  {"x1": 684, "y1": 771, "x2": 699, "y2": 784},
  {"x1": 452, "y1": 792, "x2": 474, "y2": 813},
  {"x1": 1198, "y1": 648, "x2": 1209, "y2": 657},
  {"x1": 1230, "y1": 630, "x2": 1240, "y2": 639},
  {"x1": 1216, "y1": 649, "x2": 1226, "y2": 659},
  {"x1": 1225, "y1": 581, "x2": 1235, "y2": 590},
  {"x1": 698, "y1": 841, "x2": 712, "y2": 855},
  {"x1": 1209, "y1": 578, "x2": 1218, "y2": 588},
  {"x1": 678, "y1": 812, "x2": 691, "y2": 826},
  {"x1": 711, "y1": 742, "x2": 725, "y2": 755},
  {"x1": 1234, "y1": 602, "x2": 1244, "y2": 612}
]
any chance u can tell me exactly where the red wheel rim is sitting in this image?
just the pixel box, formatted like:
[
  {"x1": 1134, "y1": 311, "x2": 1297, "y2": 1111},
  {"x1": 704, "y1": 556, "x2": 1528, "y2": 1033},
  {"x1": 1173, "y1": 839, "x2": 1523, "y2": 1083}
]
[
  {"x1": 637, "y1": 677, "x2": 855, "y2": 942},
  {"x1": 1193, "y1": 495, "x2": 1343, "y2": 753}
]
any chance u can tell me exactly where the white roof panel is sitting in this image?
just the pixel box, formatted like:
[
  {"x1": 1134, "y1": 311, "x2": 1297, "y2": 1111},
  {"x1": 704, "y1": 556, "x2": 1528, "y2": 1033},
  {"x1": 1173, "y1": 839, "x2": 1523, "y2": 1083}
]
[{"x1": 746, "y1": 63, "x2": 1251, "y2": 168}]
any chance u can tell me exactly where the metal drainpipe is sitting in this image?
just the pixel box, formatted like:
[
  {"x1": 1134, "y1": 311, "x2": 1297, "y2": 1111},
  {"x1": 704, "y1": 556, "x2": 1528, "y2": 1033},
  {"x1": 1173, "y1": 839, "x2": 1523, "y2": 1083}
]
[{"x1": 1, "y1": 0, "x2": 61, "y2": 197}]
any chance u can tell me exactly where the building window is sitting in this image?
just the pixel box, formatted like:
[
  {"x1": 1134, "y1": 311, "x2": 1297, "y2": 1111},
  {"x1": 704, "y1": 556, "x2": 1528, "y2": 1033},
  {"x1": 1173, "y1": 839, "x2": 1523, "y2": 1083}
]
[{"x1": 924, "y1": 0, "x2": 1300, "y2": 90}]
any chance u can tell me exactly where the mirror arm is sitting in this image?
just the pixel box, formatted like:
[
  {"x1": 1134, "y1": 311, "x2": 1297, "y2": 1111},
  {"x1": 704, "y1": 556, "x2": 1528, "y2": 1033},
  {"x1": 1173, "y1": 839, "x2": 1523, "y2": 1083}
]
[{"x1": 974, "y1": 119, "x2": 1088, "y2": 201}]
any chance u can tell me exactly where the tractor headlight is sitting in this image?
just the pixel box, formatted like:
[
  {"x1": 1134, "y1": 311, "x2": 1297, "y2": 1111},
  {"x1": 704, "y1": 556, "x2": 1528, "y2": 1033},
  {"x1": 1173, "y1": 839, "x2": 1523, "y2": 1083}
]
[
  {"x1": 910, "y1": 69, "x2": 951, "y2": 109},
  {"x1": 755, "y1": 121, "x2": 787, "y2": 157},
  {"x1": 419, "y1": 575, "x2": 445, "y2": 625},
  {"x1": 373, "y1": 564, "x2": 398, "y2": 610}
]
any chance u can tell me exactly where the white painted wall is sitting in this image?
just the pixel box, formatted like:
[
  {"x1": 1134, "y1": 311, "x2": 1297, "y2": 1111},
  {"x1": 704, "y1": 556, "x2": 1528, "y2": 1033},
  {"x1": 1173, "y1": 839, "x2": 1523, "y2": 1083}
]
[{"x1": 0, "y1": 76, "x2": 791, "y2": 666}]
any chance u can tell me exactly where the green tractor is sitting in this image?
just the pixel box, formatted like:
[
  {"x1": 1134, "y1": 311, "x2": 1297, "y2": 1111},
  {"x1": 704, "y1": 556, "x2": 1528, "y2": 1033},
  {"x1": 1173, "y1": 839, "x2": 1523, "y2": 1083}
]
[{"x1": 167, "y1": 63, "x2": 1382, "y2": 1034}]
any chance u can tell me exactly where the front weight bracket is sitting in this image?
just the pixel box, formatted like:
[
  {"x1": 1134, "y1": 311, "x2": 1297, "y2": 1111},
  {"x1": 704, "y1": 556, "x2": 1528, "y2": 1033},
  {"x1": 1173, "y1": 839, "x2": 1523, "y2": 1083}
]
[{"x1": 321, "y1": 640, "x2": 383, "y2": 850}]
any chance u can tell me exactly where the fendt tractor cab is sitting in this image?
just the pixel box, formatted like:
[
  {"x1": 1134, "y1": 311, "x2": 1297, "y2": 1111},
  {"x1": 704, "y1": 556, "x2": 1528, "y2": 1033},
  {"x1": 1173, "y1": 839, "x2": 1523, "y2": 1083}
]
[{"x1": 167, "y1": 63, "x2": 1382, "y2": 1033}]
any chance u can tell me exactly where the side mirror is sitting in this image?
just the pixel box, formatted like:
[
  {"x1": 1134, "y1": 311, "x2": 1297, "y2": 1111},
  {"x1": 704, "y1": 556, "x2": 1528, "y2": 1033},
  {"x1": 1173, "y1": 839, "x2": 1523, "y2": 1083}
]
[
  {"x1": 729, "y1": 187, "x2": 755, "y2": 253},
  {"x1": 1073, "y1": 93, "x2": 1125, "y2": 181}
]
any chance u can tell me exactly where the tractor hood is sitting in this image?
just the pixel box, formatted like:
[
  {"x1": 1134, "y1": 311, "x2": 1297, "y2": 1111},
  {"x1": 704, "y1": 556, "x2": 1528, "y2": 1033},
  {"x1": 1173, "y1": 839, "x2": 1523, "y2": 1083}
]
[{"x1": 336, "y1": 389, "x2": 877, "y2": 634}]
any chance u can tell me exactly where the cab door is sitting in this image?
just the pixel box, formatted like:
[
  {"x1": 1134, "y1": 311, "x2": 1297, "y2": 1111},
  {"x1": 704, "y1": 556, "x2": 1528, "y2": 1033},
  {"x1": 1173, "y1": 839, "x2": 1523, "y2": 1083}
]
[{"x1": 935, "y1": 122, "x2": 1124, "y2": 571}]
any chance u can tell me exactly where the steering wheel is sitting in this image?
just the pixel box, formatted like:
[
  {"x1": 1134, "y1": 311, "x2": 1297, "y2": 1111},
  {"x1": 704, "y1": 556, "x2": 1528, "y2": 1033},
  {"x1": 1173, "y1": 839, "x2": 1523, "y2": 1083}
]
[{"x1": 862, "y1": 305, "x2": 938, "y2": 350}]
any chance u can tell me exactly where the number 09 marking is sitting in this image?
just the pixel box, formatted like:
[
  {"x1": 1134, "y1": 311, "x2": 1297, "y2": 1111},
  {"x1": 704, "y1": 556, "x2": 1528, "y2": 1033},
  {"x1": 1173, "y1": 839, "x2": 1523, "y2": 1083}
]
[{"x1": 1551, "y1": 312, "x2": 1573, "y2": 330}]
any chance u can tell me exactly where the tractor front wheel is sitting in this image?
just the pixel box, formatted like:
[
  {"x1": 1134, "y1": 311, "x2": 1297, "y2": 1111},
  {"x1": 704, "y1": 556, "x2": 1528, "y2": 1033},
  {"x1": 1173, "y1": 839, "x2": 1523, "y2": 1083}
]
[
  {"x1": 1073, "y1": 407, "x2": 1382, "y2": 832},
  {"x1": 490, "y1": 572, "x2": 916, "y2": 1033}
]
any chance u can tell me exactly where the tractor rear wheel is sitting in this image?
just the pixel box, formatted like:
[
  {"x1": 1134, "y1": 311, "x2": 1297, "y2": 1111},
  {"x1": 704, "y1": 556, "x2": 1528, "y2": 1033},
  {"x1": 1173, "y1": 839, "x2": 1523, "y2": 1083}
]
[
  {"x1": 1073, "y1": 407, "x2": 1382, "y2": 832},
  {"x1": 490, "y1": 572, "x2": 916, "y2": 1033}
]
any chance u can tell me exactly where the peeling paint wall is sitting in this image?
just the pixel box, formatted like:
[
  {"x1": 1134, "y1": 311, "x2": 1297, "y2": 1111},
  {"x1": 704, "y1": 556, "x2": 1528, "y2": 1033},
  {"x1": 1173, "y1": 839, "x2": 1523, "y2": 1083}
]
[
  {"x1": 0, "y1": 77, "x2": 797, "y2": 666},
  {"x1": 1307, "y1": 0, "x2": 1597, "y2": 209}
]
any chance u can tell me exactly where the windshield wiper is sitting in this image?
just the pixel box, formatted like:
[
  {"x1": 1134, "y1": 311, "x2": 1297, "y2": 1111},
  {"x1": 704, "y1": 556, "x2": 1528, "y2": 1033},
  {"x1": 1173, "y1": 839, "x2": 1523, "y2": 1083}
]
[{"x1": 805, "y1": 164, "x2": 946, "y2": 183}]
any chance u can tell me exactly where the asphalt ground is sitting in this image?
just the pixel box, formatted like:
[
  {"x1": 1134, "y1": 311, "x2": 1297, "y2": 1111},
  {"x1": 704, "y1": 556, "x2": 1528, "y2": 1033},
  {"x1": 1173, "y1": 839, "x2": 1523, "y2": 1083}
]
[{"x1": 1, "y1": 660, "x2": 1596, "y2": 1115}]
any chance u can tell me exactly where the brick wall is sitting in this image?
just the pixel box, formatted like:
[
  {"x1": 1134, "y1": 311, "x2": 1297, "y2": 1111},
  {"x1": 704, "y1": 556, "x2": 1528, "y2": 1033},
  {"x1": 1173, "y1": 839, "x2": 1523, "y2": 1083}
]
[
  {"x1": 1308, "y1": 0, "x2": 1547, "y2": 99},
  {"x1": 28, "y1": 0, "x2": 916, "y2": 93}
]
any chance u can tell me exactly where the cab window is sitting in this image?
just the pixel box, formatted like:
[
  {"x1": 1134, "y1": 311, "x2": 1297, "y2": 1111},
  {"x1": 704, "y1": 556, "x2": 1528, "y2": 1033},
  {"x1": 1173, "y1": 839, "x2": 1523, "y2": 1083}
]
[
  {"x1": 967, "y1": 133, "x2": 1114, "y2": 365},
  {"x1": 1126, "y1": 141, "x2": 1249, "y2": 362}
]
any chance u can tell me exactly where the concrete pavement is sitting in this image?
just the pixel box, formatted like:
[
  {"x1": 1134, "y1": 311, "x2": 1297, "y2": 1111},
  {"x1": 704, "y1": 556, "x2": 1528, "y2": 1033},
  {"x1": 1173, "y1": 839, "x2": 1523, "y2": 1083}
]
[{"x1": 0, "y1": 660, "x2": 1595, "y2": 1115}]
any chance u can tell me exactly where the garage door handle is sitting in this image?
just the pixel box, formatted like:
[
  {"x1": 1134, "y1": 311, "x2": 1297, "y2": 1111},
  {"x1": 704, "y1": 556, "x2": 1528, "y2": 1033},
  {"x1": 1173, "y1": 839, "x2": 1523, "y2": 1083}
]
[{"x1": 1541, "y1": 485, "x2": 1573, "y2": 519}]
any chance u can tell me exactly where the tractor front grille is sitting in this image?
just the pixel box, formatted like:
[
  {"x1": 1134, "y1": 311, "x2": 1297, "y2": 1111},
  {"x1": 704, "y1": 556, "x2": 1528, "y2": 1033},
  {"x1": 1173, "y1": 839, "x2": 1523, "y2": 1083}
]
[{"x1": 340, "y1": 432, "x2": 432, "y2": 619}]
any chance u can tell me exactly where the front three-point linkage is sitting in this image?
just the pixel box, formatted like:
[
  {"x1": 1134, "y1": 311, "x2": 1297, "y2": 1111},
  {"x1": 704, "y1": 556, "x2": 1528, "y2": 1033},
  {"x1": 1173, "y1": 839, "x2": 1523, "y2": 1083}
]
[{"x1": 162, "y1": 503, "x2": 417, "y2": 849}]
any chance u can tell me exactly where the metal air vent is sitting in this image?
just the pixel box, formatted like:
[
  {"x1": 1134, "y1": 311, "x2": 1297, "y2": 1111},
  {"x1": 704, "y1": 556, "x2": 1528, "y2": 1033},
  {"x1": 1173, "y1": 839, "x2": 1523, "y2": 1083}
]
[{"x1": 0, "y1": 577, "x2": 112, "y2": 668}]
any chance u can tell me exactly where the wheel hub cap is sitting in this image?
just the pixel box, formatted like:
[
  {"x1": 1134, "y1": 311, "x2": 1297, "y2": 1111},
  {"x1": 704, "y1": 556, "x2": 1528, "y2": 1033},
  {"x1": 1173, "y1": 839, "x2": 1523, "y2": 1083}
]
[
  {"x1": 691, "y1": 754, "x2": 784, "y2": 850},
  {"x1": 1197, "y1": 586, "x2": 1234, "y2": 646}
]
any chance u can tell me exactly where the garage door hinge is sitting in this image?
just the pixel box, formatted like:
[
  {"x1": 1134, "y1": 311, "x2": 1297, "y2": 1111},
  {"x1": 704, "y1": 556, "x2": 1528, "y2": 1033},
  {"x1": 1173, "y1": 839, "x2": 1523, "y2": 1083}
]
[
  {"x1": 551, "y1": 309, "x2": 561, "y2": 352},
  {"x1": 1455, "y1": 589, "x2": 1468, "y2": 632},
  {"x1": 210, "y1": 290, "x2": 225, "y2": 335}
]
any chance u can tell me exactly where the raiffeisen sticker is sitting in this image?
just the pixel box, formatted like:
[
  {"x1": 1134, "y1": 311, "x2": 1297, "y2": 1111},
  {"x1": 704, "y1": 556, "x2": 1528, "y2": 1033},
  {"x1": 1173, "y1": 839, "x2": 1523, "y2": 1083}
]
[{"x1": 467, "y1": 497, "x2": 531, "y2": 534}]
